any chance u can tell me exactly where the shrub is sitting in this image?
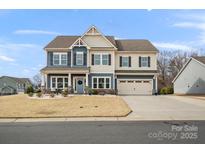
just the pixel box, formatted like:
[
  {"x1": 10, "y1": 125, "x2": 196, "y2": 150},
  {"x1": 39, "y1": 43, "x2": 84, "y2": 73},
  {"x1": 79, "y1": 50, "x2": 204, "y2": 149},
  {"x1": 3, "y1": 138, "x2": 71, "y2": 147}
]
[
  {"x1": 35, "y1": 88, "x2": 41, "y2": 93},
  {"x1": 25, "y1": 85, "x2": 34, "y2": 94},
  {"x1": 28, "y1": 92, "x2": 33, "y2": 97},
  {"x1": 50, "y1": 92, "x2": 55, "y2": 98},
  {"x1": 92, "y1": 89, "x2": 98, "y2": 95},
  {"x1": 62, "y1": 89, "x2": 68, "y2": 97},
  {"x1": 55, "y1": 89, "x2": 62, "y2": 95},
  {"x1": 91, "y1": 89, "x2": 116, "y2": 95},
  {"x1": 36, "y1": 92, "x2": 42, "y2": 98},
  {"x1": 160, "y1": 86, "x2": 173, "y2": 95}
]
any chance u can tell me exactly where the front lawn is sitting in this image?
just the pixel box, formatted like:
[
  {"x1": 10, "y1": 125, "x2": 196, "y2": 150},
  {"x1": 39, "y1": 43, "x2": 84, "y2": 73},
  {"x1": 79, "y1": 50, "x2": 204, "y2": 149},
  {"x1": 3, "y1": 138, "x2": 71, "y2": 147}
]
[{"x1": 0, "y1": 94, "x2": 131, "y2": 118}]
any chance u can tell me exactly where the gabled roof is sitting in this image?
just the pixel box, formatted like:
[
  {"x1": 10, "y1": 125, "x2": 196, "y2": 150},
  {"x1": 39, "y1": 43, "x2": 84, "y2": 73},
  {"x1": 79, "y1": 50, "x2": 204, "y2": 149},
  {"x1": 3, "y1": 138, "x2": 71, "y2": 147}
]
[
  {"x1": 44, "y1": 35, "x2": 117, "y2": 49},
  {"x1": 0, "y1": 76, "x2": 32, "y2": 84},
  {"x1": 115, "y1": 39, "x2": 158, "y2": 51},
  {"x1": 193, "y1": 56, "x2": 205, "y2": 65},
  {"x1": 172, "y1": 56, "x2": 205, "y2": 83},
  {"x1": 44, "y1": 36, "x2": 158, "y2": 52},
  {"x1": 44, "y1": 25, "x2": 158, "y2": 51}
]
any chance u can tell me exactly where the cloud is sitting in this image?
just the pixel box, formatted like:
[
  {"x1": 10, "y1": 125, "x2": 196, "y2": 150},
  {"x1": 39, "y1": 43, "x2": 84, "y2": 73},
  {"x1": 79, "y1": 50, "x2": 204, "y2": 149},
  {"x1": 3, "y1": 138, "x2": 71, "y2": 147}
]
[
  {"x1": 153, "y1": 42, "x2": 197, "y2": 51},
  {"x1": 0, "y1": 55, "x2": 15, "y2": 62},
  {"x1": 173, "y1": 22, "x2": 205, "y2": 30},
  {"x1": 14, "y1": 29, "x2": 61, "y2": 35}
]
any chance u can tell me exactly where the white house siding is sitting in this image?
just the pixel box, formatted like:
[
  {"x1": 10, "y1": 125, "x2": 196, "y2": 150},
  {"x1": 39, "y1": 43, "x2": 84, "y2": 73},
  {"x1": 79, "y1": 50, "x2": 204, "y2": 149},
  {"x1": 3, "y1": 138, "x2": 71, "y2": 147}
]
[
  {"x1": 115, "y1": 52, "x2": 157, "y2": 70},
  {"x1": 89, "y1": 50, "x2": 115, "y2": 73},
  {"x1": 174, "y1": 59, "x2": 205, "y2": 94}
]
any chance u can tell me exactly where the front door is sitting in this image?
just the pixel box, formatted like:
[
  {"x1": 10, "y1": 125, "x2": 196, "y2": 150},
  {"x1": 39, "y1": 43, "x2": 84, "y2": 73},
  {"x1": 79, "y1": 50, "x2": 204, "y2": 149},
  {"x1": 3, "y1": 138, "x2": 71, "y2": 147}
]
[{"x1": 76, "y1": 78, "x2": 84, "y2": 94}]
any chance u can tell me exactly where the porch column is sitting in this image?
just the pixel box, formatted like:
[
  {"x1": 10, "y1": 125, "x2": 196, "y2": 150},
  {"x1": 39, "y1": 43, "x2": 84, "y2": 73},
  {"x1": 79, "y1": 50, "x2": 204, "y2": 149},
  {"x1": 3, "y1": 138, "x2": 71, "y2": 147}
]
[
  {"x1": 41, "y1": 73, "x2": 45, "y2": 87},
  {"x1": 45, "y1": 74, "x2": 48, "y2": 89},
  {"x1": 155, "y1": 75, "x2": 158, "y2": 92},
  {"x1": 68, "y1": 73, "x2": 71, "y2": 86},
  {"x1": 87, "y1": 49, "x2": 89, "y2": 67},
  {"x1": 86, "y1": 73, "x2": 89, "y2": 87}
]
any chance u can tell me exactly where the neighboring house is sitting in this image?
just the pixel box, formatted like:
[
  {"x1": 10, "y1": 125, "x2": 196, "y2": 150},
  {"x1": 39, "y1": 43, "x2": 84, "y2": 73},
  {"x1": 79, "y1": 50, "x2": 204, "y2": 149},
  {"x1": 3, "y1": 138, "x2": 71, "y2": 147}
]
[
  {"x1": 0, "y1": 76, "x2": 32, "y2": 95},
  {"x1": 172, "y1": 56, "x2": 205, "y2": 95},
  {"x1": 41, "y1": 26, "x2": 158, "y2": 95}
]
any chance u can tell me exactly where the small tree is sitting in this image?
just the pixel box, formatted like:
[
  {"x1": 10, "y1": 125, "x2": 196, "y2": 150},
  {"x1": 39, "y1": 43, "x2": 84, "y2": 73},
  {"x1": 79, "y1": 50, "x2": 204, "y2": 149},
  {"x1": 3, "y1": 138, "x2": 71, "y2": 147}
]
[
  {"x1": 26, "y1": 85, "x2": 34, "y2": 94},
  {"x1": 33, "y1": 73, "x2": 42, "y2": 88}
]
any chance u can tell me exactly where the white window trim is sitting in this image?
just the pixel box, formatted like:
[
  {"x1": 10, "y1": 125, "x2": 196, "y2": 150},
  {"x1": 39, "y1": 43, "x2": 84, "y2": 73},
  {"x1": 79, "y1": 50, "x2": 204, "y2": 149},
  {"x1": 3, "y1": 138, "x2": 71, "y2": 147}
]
[
  {"x1": 91, "y1": 76, "x2": 111, "y2": 89},
  {"x1": 76, "y1": 51, "x2": 84, "y2": 65},
  {"x1": 141, "y1": 56, "x2": 149, "y2": 67},
  {"x1": 121, "y1": 56, "x2": 129, "y2": 67},
  {"x1": 93, "y1": 53, "x2": 110, "y2": 66},
  {"x1": 53, "y1": 53, "x2": 67, "y2": 66},
  {"x1": 94, "y1": 54, "x2": 101, "y2": 65},
  {"x1": 50, "y1": 76, "x2": 69, "y2": 90}
]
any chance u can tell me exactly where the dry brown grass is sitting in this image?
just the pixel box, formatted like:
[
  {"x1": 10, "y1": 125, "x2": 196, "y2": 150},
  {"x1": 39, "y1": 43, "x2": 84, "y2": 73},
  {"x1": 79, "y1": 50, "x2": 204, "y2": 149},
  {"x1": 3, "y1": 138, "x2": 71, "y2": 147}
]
[{"x1": 0, "y1": 94, "x2": 131, "y2": 118}]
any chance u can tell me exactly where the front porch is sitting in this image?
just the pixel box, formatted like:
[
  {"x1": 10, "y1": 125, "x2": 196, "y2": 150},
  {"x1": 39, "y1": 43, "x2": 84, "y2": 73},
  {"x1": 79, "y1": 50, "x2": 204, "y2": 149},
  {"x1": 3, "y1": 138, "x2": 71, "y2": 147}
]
[
  {"x1": 43, "y1": 73, "x2": 89, "y2": 93},
  {"x1": 41, "y1": 67, "x2": 90, "y2": 94}
]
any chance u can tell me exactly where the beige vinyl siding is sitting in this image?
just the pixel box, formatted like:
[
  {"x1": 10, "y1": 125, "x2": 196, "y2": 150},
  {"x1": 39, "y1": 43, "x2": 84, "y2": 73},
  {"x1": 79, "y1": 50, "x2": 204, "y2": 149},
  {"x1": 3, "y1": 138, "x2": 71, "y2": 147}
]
[
  {"x1": 82, "y1": 35, "x2": 114, "y2": 48},
  {"x1": 89, "y1": 50, "x2": 115, "y2": 73},
  {"x1": 115, "y1": 52, "x2": 157, "y2": 70}
]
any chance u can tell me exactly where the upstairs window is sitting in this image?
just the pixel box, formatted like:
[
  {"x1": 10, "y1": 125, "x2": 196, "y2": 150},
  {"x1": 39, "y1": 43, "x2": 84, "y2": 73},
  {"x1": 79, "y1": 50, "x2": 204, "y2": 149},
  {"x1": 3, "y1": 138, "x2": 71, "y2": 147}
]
[
  {"x1": 53, "y1": 53, "x2": 67, "y2": 65},
  {"x1": 76, "y1": 52, "x2": 84, "y2": 65},
  {"x1": 94, "y1": 54, "x2": 101, "y2": 65},
  {"x1": 122, "y1": 57, "x2": 129, "y2": 67},
  {"x1": 102, "y1": 54, "x2": 109, "y2": 65},
  {"x1": 141, "y1": 57, "x2": 148, "y2": 67}
]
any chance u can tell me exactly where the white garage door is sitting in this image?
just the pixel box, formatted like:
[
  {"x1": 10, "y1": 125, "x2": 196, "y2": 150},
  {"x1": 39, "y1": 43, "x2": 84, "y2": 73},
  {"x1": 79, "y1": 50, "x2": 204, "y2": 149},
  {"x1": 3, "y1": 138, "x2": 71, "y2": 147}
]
[{"x1": 117, "y1": 79, "x2": 152, "y2": 95}]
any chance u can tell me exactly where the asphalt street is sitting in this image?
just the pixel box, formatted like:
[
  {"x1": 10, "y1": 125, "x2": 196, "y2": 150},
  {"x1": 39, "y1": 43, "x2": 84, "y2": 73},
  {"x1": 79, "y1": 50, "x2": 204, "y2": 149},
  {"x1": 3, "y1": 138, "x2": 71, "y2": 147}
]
[{"x1": 0, "y1": 121, "x2": 204, "y2": 144}]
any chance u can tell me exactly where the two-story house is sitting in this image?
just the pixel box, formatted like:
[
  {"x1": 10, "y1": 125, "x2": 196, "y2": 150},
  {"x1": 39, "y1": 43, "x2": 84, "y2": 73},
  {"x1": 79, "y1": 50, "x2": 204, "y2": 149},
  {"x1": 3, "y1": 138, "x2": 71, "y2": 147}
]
[{"x1": 40, "y1": 26, "x2": 158, "y2": 95}]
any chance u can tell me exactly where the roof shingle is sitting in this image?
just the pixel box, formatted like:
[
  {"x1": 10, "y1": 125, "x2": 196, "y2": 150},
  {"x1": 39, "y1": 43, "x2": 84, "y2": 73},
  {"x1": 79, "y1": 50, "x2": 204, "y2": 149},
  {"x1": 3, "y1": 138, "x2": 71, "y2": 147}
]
[
  {"x1": 44, "y1": 36, "x2": 158, "y2": 52},
  {"x1": 193, "y1": 56, "x2": 205, "y2": 65}
]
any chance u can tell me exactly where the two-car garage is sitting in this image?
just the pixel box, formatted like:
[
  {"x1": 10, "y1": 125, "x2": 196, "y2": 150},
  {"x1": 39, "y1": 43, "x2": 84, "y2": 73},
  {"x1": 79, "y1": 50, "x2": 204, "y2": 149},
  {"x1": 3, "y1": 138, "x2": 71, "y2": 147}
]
[{"x1": 117, "y1": 79, "x2": 153, "y2": 95}]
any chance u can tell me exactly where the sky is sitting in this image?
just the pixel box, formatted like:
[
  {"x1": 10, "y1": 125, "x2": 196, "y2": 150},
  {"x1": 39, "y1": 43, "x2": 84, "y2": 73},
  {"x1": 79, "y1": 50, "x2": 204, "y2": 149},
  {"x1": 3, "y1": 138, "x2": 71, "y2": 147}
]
[{"x1": 0, "y1": 9, "x2": 205, "y2": 78}]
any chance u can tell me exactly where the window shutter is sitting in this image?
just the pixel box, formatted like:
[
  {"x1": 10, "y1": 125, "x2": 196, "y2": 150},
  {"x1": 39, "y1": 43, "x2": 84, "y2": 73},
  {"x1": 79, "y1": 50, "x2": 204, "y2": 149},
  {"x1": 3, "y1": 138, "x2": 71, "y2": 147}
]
[
  {"x1": 73, "y1": 52, "x2": 76, "y2": 65},
  {"x1": 139, "y1": 56, "x2": 141, "y2": 67},
  {"x1": 50, "y1": 52, "x2": 53, "y2": 66},
  {"x1": 67, "y1": 52, "x2": 71, "y2": 66},
  {"x1": 109, "y1": 54, "x2": 111, "y2": 65},
  {"x1": 84, "y1": 52, "x2": 87, "y2": 66},
  {"x1": 120, "y1": 56, "x2": 122, "y2": 67},
  {"x1": 129, "y1": 56, "x2": 131, "y2": 67},
  {"x1": 148, "y1": 56, "x2": 150, "y2": 67},
  {"x1": 92, "y1": 54, "x2": 94, "y2": 65}
]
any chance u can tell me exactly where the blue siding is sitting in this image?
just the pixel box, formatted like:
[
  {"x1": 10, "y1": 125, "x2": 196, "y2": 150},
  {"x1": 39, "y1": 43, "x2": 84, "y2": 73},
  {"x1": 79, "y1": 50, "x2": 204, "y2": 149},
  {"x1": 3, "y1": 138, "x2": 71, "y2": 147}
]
[
  {"x1": 72, "y1": 47, "x2": 87, "y2": 67},
  {"x1": 88, "y1": 73, "x2": 114, "y2": 89},
  {"x1": 47, "y1": 51, "x2": 71, "y2": 67}
]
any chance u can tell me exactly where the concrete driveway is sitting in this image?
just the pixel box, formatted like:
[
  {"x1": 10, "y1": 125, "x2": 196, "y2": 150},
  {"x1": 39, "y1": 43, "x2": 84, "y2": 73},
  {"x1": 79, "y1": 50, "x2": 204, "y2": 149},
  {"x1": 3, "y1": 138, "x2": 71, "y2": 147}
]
[{"x1": 123, "y1": 95, "x2": 205, "y2": 120}]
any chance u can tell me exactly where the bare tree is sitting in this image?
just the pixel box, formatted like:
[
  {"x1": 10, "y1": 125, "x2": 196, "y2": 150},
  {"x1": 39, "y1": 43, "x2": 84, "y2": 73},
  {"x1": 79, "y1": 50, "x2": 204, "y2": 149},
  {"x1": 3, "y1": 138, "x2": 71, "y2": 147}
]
[{"x1": 33, "y1": 73, "x2": 42, "y2": 88}]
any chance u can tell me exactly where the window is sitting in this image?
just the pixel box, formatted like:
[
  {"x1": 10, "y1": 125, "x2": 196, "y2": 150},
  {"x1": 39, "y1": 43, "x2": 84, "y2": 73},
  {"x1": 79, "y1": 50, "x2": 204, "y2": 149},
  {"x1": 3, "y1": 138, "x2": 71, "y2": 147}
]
[
  {"x1": 64, "y1": 78, "x2": 68, "y2": 88},
  {"x1": 94, "y1": 54, "x2": 101, "y2": 65},
  {"x1": 92, "y1": 77, "x2": 110, "y2": 89},
  {"x1": 57, "y1": 78, "x2": 63, "y2": 89},
  {"x1": 135, "y1": 81, "x2": 142, "y2": 83},
  {"x1": 53, "y1": 54, "x2": 60, "y2": 65},
  {"x1": 106, "y1": 78, "x2": 110, "y2": 88},
  {"x1": 99, "y1": 78, "x2": 104, "y2": 88},
  {"x1": 61, "y1": 54, "x2": 67, "y2": 65},
  {"x1": 76, "y1": 52, "x2": 83, "y2": 65},
  {"x1": 102, "y1": 54, "x2": 109, "y2": 65},
  {"x1": 143, "y1": 81, "x2": 150, "y2": 83},
  {"x1": 51, "y1": 77, "x2": 68, "y2": 90},
  {"x1": 53, "y1": 53, "x2": 67, "y2": 65},
  {"x1": 52, "y1": 78, "x2": 56, "y2": 88},
  {"x1": 122, "y1": 57, "x2": 129, "y2": 67},
  {"x1": 127, "y1": 80, "x2": 134, "y2": 83},
  {"x1": 141, "y1": 57, "x2": 148, "y2": 67},
  {"x1": 93, "y1": 78, "x2": 97, "y2": 88}
]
